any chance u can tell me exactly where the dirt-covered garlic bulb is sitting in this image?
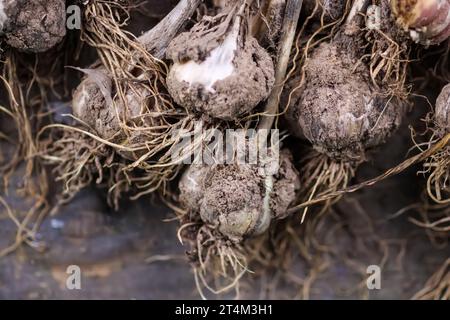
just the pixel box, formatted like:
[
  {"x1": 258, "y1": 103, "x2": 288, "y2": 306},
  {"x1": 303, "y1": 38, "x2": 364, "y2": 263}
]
[
  {"x1": 286, "y1": 41, "x2": 404, "y2": 162},
  {"x1": 0, "y1": 0, "x2": 66, "y2": 52},
  {"x1": 302, "y1": 0, "x2": 346, "y2": 23},
  {"x1": 418, "y1": 84, "x2": 450, "y2": 203},
  {"x1": 392, "y1": 0, "x2": 450, "y2": 45},
  {"x1": 72, "y1": 70, "x2": 146, "y2": 142},
  {"x1": 166, "y1": 4, "x2": 275, "y2": 121},
  {"x1": 179, "y1": 150, "x2": 299, "y2": 240}
]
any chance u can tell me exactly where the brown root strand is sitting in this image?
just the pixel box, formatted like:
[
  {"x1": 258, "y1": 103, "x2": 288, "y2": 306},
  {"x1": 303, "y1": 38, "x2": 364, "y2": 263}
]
[
  {"x1": 410, "y1": 194, "x2": 450, "y2": 247},
  {"x1": 292, "y1": 150, "x2": 356, "y2": 222},
  {"x1": 287, "y1": 133, "x2": 450, "y2": 213},
  {"x1": 420, "y1": 144, "x2": 450, "y2": 204},
  {"x1": 366, "y1": 0, "x2": 412, "y2": 102},
  {"x1": 38, "y1": 121, "x2": 200, "y2": 210},
  {"x1": 413, "y1": 258, "x2": 450, "y2": 300},
  {"x1": 38, "y1": 128, "x2": 113, "y2": 205}
]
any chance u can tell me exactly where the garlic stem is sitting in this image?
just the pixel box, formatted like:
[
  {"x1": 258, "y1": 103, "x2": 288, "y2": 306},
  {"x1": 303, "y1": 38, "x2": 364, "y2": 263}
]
[{"x1": 258, "y1": 0, "x2": 302, "y2": 131}]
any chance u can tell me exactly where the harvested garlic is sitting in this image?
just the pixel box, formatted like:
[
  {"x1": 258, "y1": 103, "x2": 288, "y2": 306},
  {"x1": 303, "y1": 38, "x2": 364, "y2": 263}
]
[
  {"x1": 166, "y1": 4, "x2": 275, "y2": 121},
  {"x1": 179, "y1": 150, "x2": 299, "y2": 240}
]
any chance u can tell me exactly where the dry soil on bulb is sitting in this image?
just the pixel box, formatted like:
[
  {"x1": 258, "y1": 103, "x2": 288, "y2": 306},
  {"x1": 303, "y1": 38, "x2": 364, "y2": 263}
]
[
  {"x1": 289, "y1": 40, "x2": 404, "y2": 163},
  {"x1": 0, "y1": 0, "x2": 66, "y2": 52}
]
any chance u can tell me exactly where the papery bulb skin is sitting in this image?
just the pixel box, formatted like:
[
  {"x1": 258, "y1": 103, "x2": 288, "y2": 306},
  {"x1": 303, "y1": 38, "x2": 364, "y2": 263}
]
[
  {"x1": 285, "y1": 42, "x2": 404, "y2": 162},
  {"x1": 178, "y1": 151, "x2": 299, "y2": 240},
  {"x1": 392, "y1": 0, "x2": 450, "y2": 45},
  {"x1": 166, "y1": 12, "x2": 275, "y2": 121}
]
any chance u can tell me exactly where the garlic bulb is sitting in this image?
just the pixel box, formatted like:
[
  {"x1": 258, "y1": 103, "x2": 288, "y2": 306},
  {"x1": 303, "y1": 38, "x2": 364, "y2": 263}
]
[
  {"x1": 166, "y1": 5, "x2": 275, "y2": 121},
  {"x1": 392, "y1": 0, "x2": 450, "y2": 45},
  {"x1": 179, "y1": 150, "x2": 299, "y2": 240}
]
